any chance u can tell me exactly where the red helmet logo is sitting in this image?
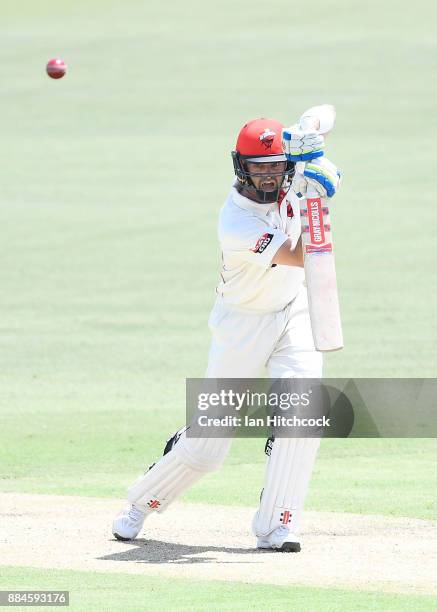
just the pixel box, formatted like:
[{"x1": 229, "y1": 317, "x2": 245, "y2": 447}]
[{"x1": 259, "y1": 128, "x2": 276, "y2": 149}]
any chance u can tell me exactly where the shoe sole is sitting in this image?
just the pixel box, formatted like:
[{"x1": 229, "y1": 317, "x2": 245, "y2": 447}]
[
  {"x1": 113, "y1": 532, "x2": 134, "y2": 542},
  {"x1": 279, "y1": 541, "x2": 301, "y2": 553},
  {"x1": 257, "y1": 542, "x2": 301, "y2": 553}
]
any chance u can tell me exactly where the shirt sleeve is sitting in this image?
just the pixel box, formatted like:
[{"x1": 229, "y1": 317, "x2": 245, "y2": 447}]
[{"x1": 219, "y1": 212, "x2": 289, "y2": 269}]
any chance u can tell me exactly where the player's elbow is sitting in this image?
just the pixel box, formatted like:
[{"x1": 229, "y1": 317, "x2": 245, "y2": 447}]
[{"x1": 272, "y1": 239, "x2": 303, "y2": 267}]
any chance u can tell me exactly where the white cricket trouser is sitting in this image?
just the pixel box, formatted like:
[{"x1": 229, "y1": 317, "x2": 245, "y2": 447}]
[
  {"x1": 128, "y1": 285, "x2": 322, "y2": 537},
  {"x1": 206, "y1": 285, "x2": 322, "y2": 378}
]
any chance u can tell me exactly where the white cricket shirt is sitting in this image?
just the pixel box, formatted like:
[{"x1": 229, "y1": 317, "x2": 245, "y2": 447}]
[{"x1": 216, "y1": 185, "x2": 305, "y2": 313}]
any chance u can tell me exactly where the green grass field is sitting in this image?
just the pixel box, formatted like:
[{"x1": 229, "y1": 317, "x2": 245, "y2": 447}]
[
  {"x1": 1, "y1": 567, "x2": 436, "y2": 612},
  {"x1": 1, "y1": 0, "x2": 437, "y2": 609}
]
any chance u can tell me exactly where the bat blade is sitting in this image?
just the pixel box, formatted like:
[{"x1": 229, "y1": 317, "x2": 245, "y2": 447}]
[
  {"x1": 300, "y1": 192, "x2": 343, "y2": 352},
  {"x1": 298, "y1": 104, "x2": 343, "y2": 352}
]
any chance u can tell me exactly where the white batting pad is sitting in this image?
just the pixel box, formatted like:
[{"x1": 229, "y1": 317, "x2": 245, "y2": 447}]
[
  {"x1": 253, "y1": 437, "x2": 321, "y2": 537},
  {"x1": 128, "y1": 431, "x2": 232, "y2": 513}
]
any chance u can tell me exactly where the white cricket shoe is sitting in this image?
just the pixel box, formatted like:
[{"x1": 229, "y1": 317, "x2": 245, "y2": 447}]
[
  {"x1": 112, "y1": 503, "x2": 147, "y2": 541},
  {"x1": 256, "y1": 525, "x2": 301, "y2": 553}
]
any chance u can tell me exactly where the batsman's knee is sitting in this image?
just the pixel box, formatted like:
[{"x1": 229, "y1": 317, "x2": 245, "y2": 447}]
[{"x1": 173, "y1": 431, "x2": 232, "y2": 472}]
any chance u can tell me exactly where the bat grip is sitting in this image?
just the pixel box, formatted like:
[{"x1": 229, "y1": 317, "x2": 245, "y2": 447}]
[
  {"x1": 306, "y1": 184, "x2": 319, "y2": 198},
  {"x1": 296, "y1": 161, "x2": 319, "y2": 199}
]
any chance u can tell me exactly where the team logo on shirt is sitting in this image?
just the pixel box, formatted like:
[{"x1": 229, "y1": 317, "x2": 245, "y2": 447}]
[
  {"x1": 259, "y1": 128, "x2": 276, "y2": 149},
  {"x1": 251, "y1": 232, "x2": 274, "y2": 253}
]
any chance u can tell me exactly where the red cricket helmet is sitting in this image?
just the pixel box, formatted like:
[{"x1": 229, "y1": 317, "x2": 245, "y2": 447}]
[
  {"x1": 236, "y1": 118, "x2": 286, "y2": 160},
  {"x1": 231, "y1": 118, "x2": 295, "y2": 201}
]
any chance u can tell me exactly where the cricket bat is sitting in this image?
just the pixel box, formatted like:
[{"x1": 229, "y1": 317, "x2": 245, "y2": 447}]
[{"x1": 297, "y1": 105, "x2": 343, "y2": 352}]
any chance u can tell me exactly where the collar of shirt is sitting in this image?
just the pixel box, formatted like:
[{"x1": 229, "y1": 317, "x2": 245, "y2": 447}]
[{"x1": 231, "y1": 186, "x2": 278, "y2": 217}]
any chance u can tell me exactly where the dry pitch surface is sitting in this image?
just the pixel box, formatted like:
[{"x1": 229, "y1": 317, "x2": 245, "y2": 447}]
[{"x1": 1, "y1": 493, "x2": 436, "y2": 595}]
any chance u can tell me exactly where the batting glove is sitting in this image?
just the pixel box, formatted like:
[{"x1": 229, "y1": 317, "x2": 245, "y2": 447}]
[
  {"x1": 282, "y1": 124, "x2": 325, "y2": 162},
  {"x1": 292, "y1": 157, "x2": 342, "y2": 198}
]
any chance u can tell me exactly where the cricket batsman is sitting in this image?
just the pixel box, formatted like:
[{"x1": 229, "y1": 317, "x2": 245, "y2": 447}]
[{"x1": 112, "y1": 109, "x2": 341, "y2": 552}]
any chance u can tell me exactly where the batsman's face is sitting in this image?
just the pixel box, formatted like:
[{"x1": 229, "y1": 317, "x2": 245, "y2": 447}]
[{"x1": 245, "y1": 161, "x2": 287, "y2": 192}]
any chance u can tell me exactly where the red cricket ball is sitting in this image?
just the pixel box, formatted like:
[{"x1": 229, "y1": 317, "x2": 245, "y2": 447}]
[{"x1": 46, "y1": 58, "x2": 67, "y2": 79}]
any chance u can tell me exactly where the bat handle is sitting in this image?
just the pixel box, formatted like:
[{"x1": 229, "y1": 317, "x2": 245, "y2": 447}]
[
  {"x1": 306, "y1": 184, "x2": 319, "y2": 198},
  {"x1": 296, "y1": 161, "x2": 319, "y2": 199},
  {"x1": 296, "y1": 161, "x2": 305, "y2": 175}
]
